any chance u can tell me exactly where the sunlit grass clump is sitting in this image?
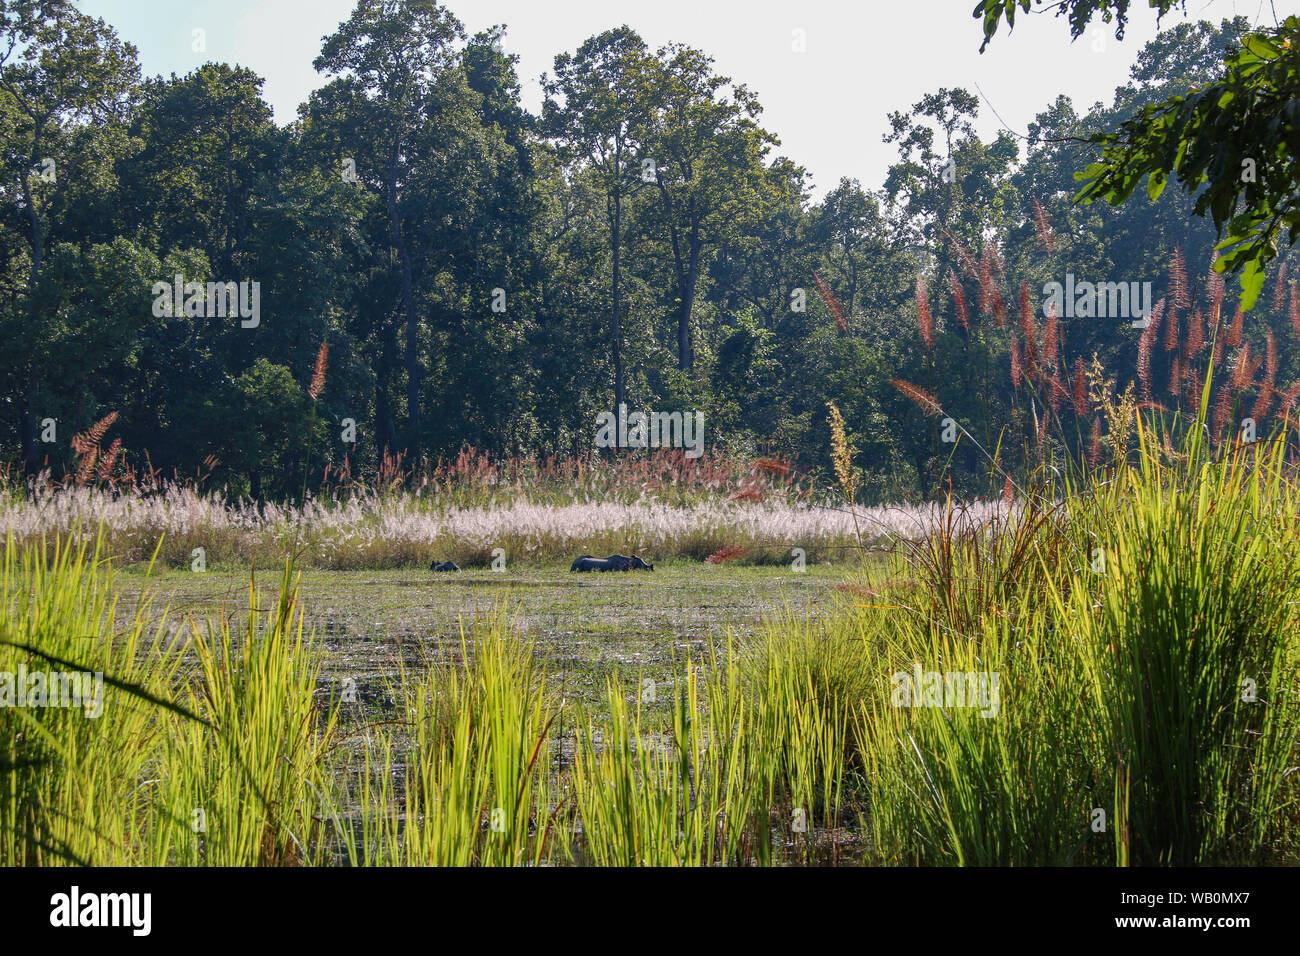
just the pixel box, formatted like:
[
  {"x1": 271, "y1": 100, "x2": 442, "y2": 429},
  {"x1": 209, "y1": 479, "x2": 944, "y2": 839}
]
[
  {"x1": 855, "y1": 420, "x2": 1300, "y2": 865},
  {"x1": 0, "y1": 536, "x2": 339, "y2": 865}
]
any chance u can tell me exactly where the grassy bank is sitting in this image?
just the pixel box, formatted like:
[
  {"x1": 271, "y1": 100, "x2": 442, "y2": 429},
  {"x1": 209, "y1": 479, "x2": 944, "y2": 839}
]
[
  {"x1": 0, "y1": 483, "x2": 996, "y2": 570},
  {"x1": 3, "y1": 432, "x2": 1298, "y2": 866}
]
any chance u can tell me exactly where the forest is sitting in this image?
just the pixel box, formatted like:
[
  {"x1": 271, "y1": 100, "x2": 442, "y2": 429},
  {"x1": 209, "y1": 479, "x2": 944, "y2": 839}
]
[{"x1": 4, "y1": 2, "x2": 1292, "y2": 501}]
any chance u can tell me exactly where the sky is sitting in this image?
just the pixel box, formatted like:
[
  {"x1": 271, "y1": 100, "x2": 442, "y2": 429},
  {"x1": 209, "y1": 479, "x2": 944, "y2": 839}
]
[{"x1": 76, "y1": 0, "x2": 1297, "y2": 198}]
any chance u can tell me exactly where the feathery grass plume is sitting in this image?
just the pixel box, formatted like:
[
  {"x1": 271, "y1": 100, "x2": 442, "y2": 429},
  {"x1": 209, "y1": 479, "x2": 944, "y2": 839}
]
[
  {"x1": 978, "y1": 246, "x2": 994, "y2": 314},
  {"x1": 1146, "y1": 296, "x2": 1166, "y2": 335},
  {"x1": 1185, "y1": 306, "x2": 1204, "y2": 354},
  {"x1": 309, "y1": 340, "x2": 329, "y2": 400},
  {"x1": 1167, "y1": 353, "x2": 1181, "y2": 396},
  {"x1": 1169, "y1": 246, "x2": 1190, "y2": 310},
  {"x1": 1087, "y1": 417, "x2": 1103, "y2": 467},
  {"x1": 1183, "y1": 363, "x2": 1202, "y2": 412},
  {"x1": 1281, "y1": 380, "x2": 1300, "y2": 415},
  {"x1": 1048, "y1": 370, "x2": 1066, "y2": 415},
  {"x1": 70, "y1": 411, "x2": 118, "y2": 457},
  {"x1": 991, "y1": 285, "x2": 1007, "y2": 326},
  {"x1": 944, "y1": 227, "x2": 979, "y2": 278},
  {"x1": 1163, "y1": 296, "x2": 1180, "y2": 351},
  {"x1": 825, "y1": 402, "x2": 858, "y2": 502},
  {"x1": 74, "y1": 447, "x2": 98, "y2": 485},
  {"x1": 1290, "y1": 282, "x2": 1300, "y2": 336},
  {"x1": 814, "y1": 272, "x2": 848, "y2": 331},
  {"x1": 915, "y1": 275, "x2": 934, "y2": 347},
  {"x1": 1211, "y1": 383, "x2": 1234, "y2": 439},
  {"x1": 1010, "y1": 337, "x2": 1022, "y2": 388},
  {"x1": 1017, "y1": 282, "x2": 1038, "y2": 374},
  {"x1": 1227, "y1": 302, "x2": 1245, "y2": 346},
  {"x1": 1042, "y1": 303, "x2": 1059, "y2": 366},
  {"x1": 950, "y1": 269, "x2": 970, "y2": 330},
  {"x1": 1246, "y1": 349, "x2": 1263, "y2": 384},
  {"x1": 70, "y1": 412, "x2": 120, "y2": 486},
  {"x1": 95, "y1": 438, "x2": 122, "y2": 482},
  {"x1": 1072, "y1": 357, "x2": 1089, "y2": 415},
  {"x1": 1250, "y1": 382, "x2": 1274, "y2": 421},
  {"x1": 1273, "y1": 260, "x2": 1288, "y2": 312},
  {"x1": 1137, "y1": 325, "x2": 1154, "y2": 402},
  {"x1": 1251, "y1": 331, "x2": 1278, "y2": 419},
  {"x1": 1207, "y1": 254, "x2": 1226, "y2": 320},
  {"x1": 1231, "y1": 342, "x2": 1252, "y2": 391},
  {"x1": 1031, "y1": 197, "x2": 1056, "y2": 252},
  {"x1": 1201, "y1": 251, "x2": 1222, "y2": 306},
  {"x1": 1086, "y1": 355, "x2": 1136, "y2": 463},
  {"x1": 1134, "y1": 299, "x2": 1163, "y2": 404},
  {"x1": 888, "y1": 378, "x2": 942, "y2": 417}
]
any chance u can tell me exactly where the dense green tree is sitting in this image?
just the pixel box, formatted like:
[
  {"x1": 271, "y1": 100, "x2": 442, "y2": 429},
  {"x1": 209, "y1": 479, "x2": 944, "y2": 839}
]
[
  {"x1": 542, "y1": 26, "x2": 655, "y2": 419},
  {"x1": 975, "y1": 1, "x2": 1300, "y2": 307},
  {"x1": 312, "y1": 0, "x2": 465, "y2": 459},
  {"x1": 640, "y1": 43, "x2": 773, "y2": 374},
  {"x1": 0, "y1": 0, "x2": 138, "y2": 471}
]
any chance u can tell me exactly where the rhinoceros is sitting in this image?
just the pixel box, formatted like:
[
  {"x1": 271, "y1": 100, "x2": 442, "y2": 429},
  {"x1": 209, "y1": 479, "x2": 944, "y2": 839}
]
[
  {"x1": 430, "y1": 560, "x2": 460, "y2": 572},
  {"x1": 570, "y1": 554, "x2": 654, "y2": 572}
]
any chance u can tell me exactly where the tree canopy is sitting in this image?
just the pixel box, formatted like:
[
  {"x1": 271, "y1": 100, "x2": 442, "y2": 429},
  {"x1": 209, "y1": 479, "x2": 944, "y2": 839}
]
[{"x1": 1, "y1": 0, "x2": 1293, "y2": 502}]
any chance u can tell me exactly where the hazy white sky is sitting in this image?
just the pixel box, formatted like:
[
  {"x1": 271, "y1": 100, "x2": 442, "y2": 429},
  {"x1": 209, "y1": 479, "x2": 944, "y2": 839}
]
[{"x1": 77, "y1": 0, "x2": 1296, "y2": 197}]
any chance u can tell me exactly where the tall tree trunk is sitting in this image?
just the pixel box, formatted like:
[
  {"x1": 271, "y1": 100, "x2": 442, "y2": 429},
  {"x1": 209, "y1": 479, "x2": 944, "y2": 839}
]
[
  {"x1": 611, "y1": 164, "x2": 625, "y2": 420},
  {"x1": 386, "y1": 155, "x2": 421, "y2": 459},
  {"x1": 21, "y1": 139, "x2": 46, "y2": 476},
  {"x1": 657, "y1": 179, "x2": 698, "y2": 373},
  {"x1": 375, "y1": 325, "x2": 399, "y2": 463},
  {"x1": 678, "y1": 234, "x2": 701, "y2": 372}
]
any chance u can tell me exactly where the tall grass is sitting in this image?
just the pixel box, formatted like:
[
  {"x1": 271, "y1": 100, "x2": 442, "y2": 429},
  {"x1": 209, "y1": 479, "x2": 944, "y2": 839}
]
[
  {"x1": 0, "y1": 533, "x2": 185, "y2": 865},
  {"x1": 855, "y1": 417, "x2": 1300, "y2": 865},
  {"x1": 158, "y1": 566, "x2": 339, "y2": 866},
  {"x1": 0, "y1": 482, "x2": 976, "y2": 570},
  {"x1": 4, "y1": 412, "x2": 1298, "y2": 867},
  {"x1": 1061, "y1": 425, "x2": 1300, "y2": 863},
  {"x1": 1, "y1": 534, "x2": 342, "y2": 866},
  {"x1": 344, "y1": 621, "x2": 564, "y2": 866}
]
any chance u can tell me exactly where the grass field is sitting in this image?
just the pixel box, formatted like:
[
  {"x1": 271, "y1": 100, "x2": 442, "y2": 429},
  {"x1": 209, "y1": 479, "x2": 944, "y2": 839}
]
[
  {"x1": 5, "y1": 428, "x2": 1300, "y2": 867},
  {"x1": 114, "y1": 561, "x2": 851, "y2": 714}
]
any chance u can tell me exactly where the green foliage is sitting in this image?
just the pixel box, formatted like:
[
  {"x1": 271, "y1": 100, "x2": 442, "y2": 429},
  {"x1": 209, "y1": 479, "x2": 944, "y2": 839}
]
[
  {"x1": 973, "y1": 0, "x2": 1186, "y2": 52},
  {"x1": 976, "y1": 2, "x2": 1300, "y2": 309},
  {"x1": 1, "y1": 1, "x2": 1294, "y2": 504},
  {"x1": 1077, "y1": 17, "x2": 1300, "y2": 308},
  {"x1": 0, "y1": 536, "x2": 340, "y2": 865},
  {"x1": 8, "y1": 437, "x2": 1298, "y2": 868}
]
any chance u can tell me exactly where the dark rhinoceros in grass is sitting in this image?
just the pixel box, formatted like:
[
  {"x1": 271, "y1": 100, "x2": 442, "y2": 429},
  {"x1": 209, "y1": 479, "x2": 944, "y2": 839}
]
[
  {"x1": 430, "y1": 560, "x2": 460, "y2": 572},
  {"x1": 570, "y1": 554, "x2": 654, "y2": 572}
]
